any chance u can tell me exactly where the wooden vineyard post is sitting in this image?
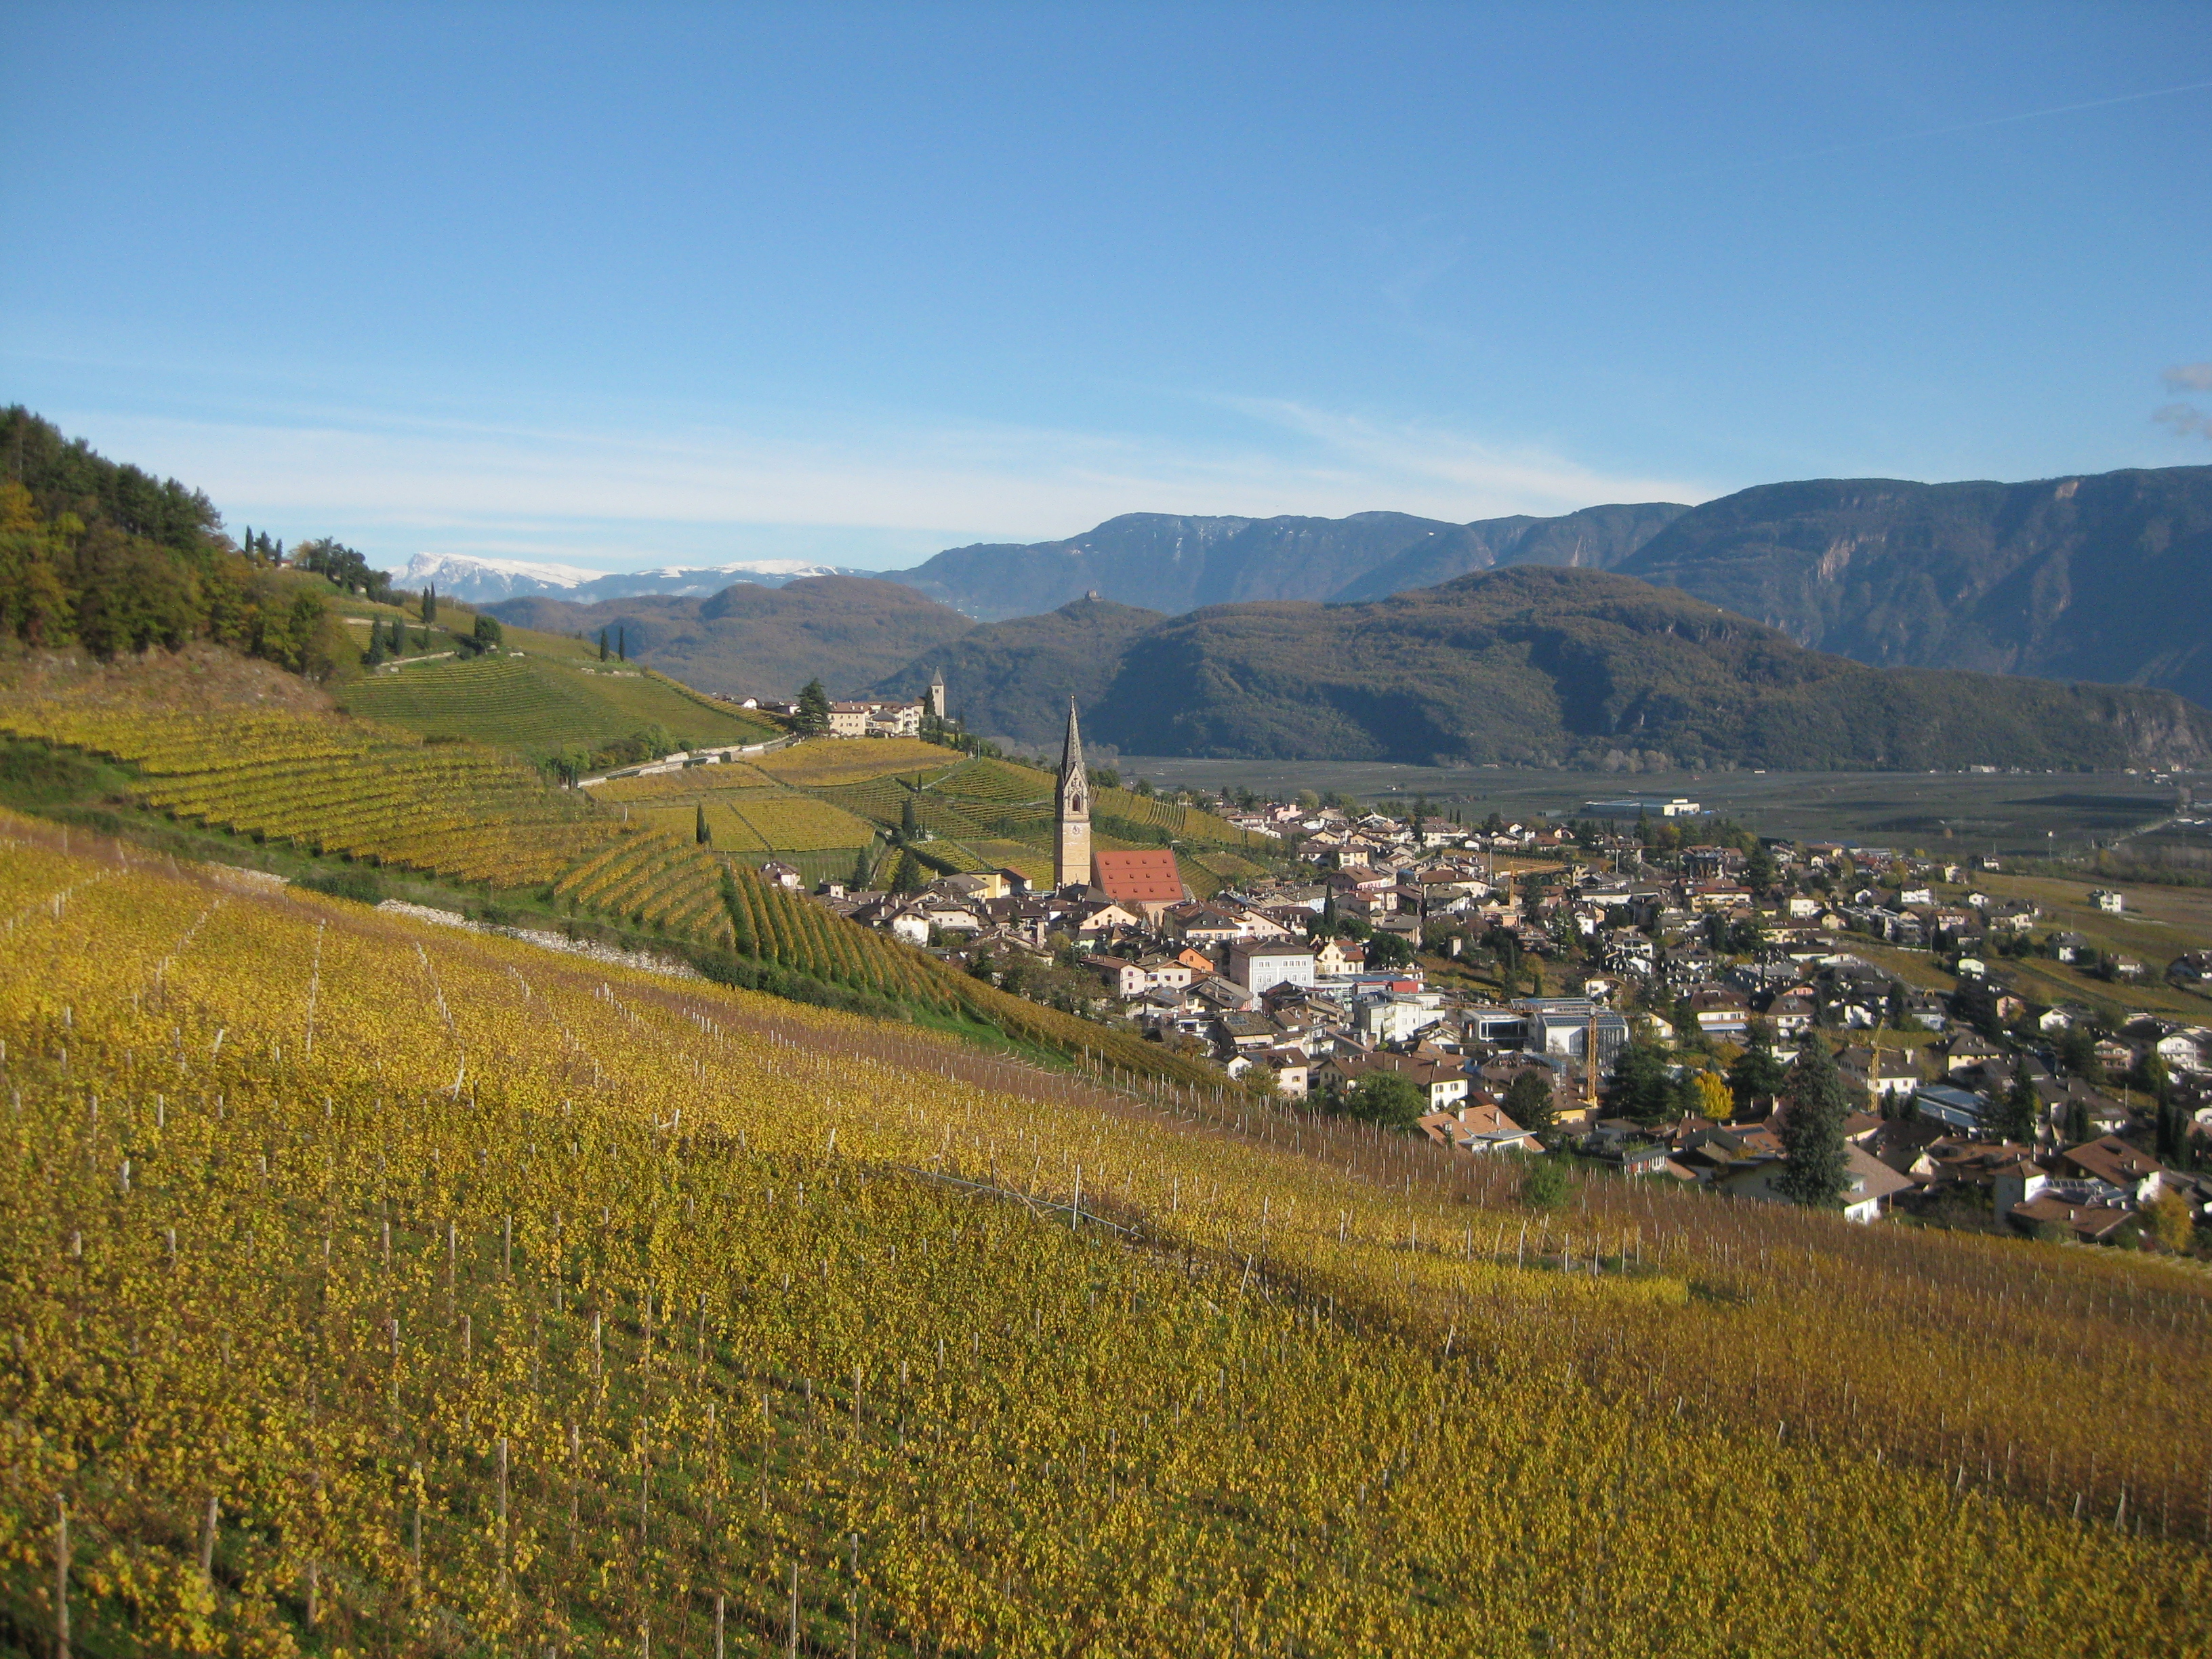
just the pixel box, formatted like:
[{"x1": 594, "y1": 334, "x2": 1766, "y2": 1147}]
[
  {"x1": 54, "y1": 1494, "x2": 69, "y2": 1659},
  {"x1": 199, "y1": 1492, "x2": 219, "y2": 1586}
]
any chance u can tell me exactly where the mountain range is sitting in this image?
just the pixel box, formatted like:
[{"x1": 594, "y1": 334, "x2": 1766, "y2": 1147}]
[
  {"x1": 478, "y1": 460, "x2": 2212, "y2": 770},
  {"x1": 1612, "y1": 466, "x2": 2212, "y2": 705},
  {"x1": 463, "y1": 462, "x2": 2212, "y2": 711},
  {"x1": 873, "y1": 503, "x2": 1689, "y2": 620},
  {"x1": 1067, "y1": 565, "x2": 2212, "y2": 772},
  {"x1": 403, "y1": 551, "x2": 857, "y2": 604}
]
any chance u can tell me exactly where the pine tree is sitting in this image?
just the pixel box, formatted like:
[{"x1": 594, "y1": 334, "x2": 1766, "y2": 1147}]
[
  {"x1": 1995, "y1": 1073, "x2": 2040, "y2": 1145},
  {"x1": 1727, "y1": 1038, "x2": 1788, "y2": 1113},
  {"x1": 1775, "y1": 1040, "x2": 1851, "y2": 1208},
  {"x1": 797, "y1": 679, "x2": 832, "y2": 735},
  {"x1": 1504, "y1": 1067, "x2": 1555, "y2": 1136}
]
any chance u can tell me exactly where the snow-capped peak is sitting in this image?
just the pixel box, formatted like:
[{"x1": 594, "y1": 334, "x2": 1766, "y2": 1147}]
[{"x1": 403, "y1": 552, "x2": 607, "y2": 590}]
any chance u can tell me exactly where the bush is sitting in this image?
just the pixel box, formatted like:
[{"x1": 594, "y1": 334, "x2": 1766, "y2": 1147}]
[
  {"x1": 297, "y1": 866, "x2": 387, "y2": 905},
  {"x1": 1519, "y1": 1158, "x2": 1570, "y2": 1210},
  {"x1": 1340, "y1": 1071, "x2": 1425, "y2": 1132}
]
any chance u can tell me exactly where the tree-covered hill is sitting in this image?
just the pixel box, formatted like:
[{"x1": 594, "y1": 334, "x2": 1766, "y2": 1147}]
[
  {"x1": 0, "y1": 406, "x2": 354, "y2": 673},
  {"x1": 869, "y1": 595, "x2": 1166, "y2": 745},
  {"x1": 487, "y1": 575, "x2": 975, "y2": 699},
  {"x1": 1083, "y1": 565, "x2": 2212, "y2": 771},
  {"x1": 1618, "y1": 466, "x2": 2212, "y2": 705}
]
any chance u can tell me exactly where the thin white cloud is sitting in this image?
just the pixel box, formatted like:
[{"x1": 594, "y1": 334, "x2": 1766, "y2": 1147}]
[
  {"x1": 1226, "y1": 398, "x2": 1712, "y2": 512},
  {"x1": 44, "y1": 401, "x2": 1717, "y2": 570}
]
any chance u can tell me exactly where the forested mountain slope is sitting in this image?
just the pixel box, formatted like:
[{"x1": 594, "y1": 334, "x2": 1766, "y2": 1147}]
[
  {"x1": 869, "y1": 596, "x2": 1166, "y2": 745},
  {"x1": 487, "y1": 575, "x2": 977, "y2": 699},
  {"x1": 1618, "y1": 466, "x2": 2212, "y2": 705},
  {"x1": 1084, "y1": 565, "x2": 2212, "y2": 771}
]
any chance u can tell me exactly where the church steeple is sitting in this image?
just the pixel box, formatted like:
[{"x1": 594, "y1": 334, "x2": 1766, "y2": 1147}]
[{"x1": 1055, "y1": 697, "x2": 1093, "y2": 890}]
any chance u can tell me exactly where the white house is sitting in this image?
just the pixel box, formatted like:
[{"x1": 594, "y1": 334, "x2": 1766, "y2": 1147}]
[{"x1": 1229, "y1": 940, "x2": 1317, "y2": 995}]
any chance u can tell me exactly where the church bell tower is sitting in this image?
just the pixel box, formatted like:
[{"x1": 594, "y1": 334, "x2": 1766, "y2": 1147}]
[
  {"x1": 926, "y1": 667, "x2": 946, "y2": 722},
  {"x1": 1055, "y1": 698, "x2": 1093, "y2": 890}
]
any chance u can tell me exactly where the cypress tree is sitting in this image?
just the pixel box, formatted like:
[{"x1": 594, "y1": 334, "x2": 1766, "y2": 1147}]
[
  {"x1": 1996, "y1": 1073, "x2": 2040, "y2": 1145},
  {"x1": 424, "y1": 586, "x2": 437, "y2": 624},
  {"x1": 695, "y1": 804, "x2": 710, "y2": 846},
  {"x1": 599, "y1": 628, "x2": 609, "y2": 662},
  {"x1": 1775, "y1": 1040, "x2": 1851, "y2": 1208},
  {"x1": 617, "y1": 626, "x2": 626, "y2": 662}
]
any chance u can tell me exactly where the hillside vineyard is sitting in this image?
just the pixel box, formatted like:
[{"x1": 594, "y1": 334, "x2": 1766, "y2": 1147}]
[{"x1": 3, "y1": 811, "x2": 2209, "y2": 1654}]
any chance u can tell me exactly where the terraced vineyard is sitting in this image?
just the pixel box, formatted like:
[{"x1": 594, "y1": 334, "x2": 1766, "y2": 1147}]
[
  {"x1": 5, "y1": 815, "x2": 2209, "y2": 1655},
  {"x1": 726, "y1": 793, "x2": 881, "y2": 852},
  {"x1": 578, "y1": 739, "x2": 1267, "y2": 880},
  {"x1": 754, "y1": 736, "x2": 956, "y2": 787},
  {"x1": 342, "y1": 655, "x2": 778, "y2": 757},
  {"x1": 552, "y1": 828, "x2": 734, "y2": 936},
  {"x1": 0, "y1": 703, "x2": 617, "y2": 885},
  {"x1": 933, "y1": 755, "x2": 1054, "y2": 805},
  {"x1": 593, "y1": 761, "x2": 783, "y2": 802},
  {"x1": 638, "y1": 801, "x2": 773, "y2": 853}
]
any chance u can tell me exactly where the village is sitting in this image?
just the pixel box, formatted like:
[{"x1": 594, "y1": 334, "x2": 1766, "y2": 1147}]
[{"x1": 765, "y1": 702, "x2": 2212, "y2": 1251}]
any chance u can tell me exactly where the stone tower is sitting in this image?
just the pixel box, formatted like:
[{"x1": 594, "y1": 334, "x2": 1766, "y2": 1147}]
[
  {"x1": 1055, "y1": 697, "x2": 1092, "y2": 890},
  {"x1": 926, "y1": 666, "x2": 946, "y2": 722}
]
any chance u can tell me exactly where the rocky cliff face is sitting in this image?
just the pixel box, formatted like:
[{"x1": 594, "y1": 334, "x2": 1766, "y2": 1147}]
[
  {"x1": 1617, "y1": 466, "x2": 2212, "y2": 705},
  {"x1": 878, "y1": 503, "x2": 1687, "y2": 620}
]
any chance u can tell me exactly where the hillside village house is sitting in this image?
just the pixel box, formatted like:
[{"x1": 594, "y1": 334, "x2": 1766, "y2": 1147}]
[
  {"x1": 786, "y1": 740, "x2": 2211, "y2": 1240},
  {"x1": 1230, "y1": 939, "x2": 1317, "y2": 995},
  {"x1": 827, "y1": 699, "x2": 924, "y2": 737}
]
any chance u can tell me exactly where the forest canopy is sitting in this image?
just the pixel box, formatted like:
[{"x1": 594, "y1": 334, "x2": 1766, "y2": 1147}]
[{"x1": 0, "y1": 406, "x2": 354, "y2": 677}]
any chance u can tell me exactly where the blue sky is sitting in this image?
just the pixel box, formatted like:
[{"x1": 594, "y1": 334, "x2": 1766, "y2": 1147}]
[{"x1": 6, "y1": 2, "x2": 2211, "y2": 574}]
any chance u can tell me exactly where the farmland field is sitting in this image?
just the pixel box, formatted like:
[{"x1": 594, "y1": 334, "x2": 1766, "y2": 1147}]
[
  {"x1": 342, "y1": 655, "x2": 777, "y2": 757},
  {"x1": 754, "y1": 736, "x2": 956, "y2": 786},
  {"x1": 638, "y1": 800, "x2": 773, "y2": 853},
  {"x1": 592, "y1": 762, "x2": 783, "y2": 802},
  {"x1": 0, "y1": 701, "x2": 619, "y2": 886},
  {"x1": 726, "y1": 792, "x2": 882, "y2": 851}
]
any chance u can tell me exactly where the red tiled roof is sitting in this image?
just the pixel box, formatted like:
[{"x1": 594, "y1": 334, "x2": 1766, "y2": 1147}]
[{"x1": 1092, "y1": 848, "x2": 1184, "y2": 903}]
